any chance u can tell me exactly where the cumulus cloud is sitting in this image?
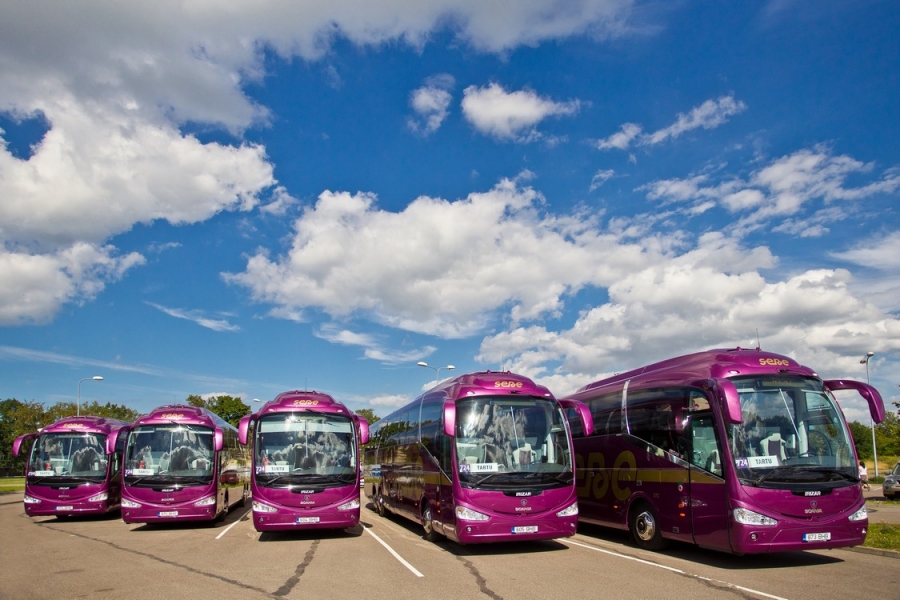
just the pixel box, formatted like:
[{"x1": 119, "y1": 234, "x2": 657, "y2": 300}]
[
  {"x1": 1, "y1": 1, "x2": 637, "y2": 325},
  {"x1": 224, "y1": 175, "x2": 672, "y2": 337},
  {"x1": 461, "y1": 83, "x2": 582, "y2": 142},
  {"x1": 595, "y1": 95, "x2": 746, "y2": 150},
  {"x1": 408, "y1": 74, "x2": 455, "y2": 136}
]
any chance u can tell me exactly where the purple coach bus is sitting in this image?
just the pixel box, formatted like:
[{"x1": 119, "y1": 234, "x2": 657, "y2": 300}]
[
  {"x1": 364, "y1": 371, "x2": 594, "y2": 544},
  {"x1": 13, "y1": 416, "x2": 130, "y2": 518},
  {"x1": 562, "y1": 348, "x2": 885, "y2": 554},
  {"x1": 115, "y1": 405, "x2": 250, "y2": 524},
  {"x1": 237, "y1": 391, "x2": 370, "y2": 532}
]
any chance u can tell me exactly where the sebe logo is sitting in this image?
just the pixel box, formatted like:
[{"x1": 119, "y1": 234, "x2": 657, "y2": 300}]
[
  {"x1": 62, "y1": 423, "x2": 84, "y2": 428},
  {"x1": 161, "y1": 413, "x2": 184, "y2": 419},
  {"x1": 758, "y1": 358, "x2": 790, "y2": 367},
  {"x1": 292, "y1": 399, "x2": 319, "y2": 406},
  {"x1": 494, "y1": 381, "x2": 523, "y2": 389}
]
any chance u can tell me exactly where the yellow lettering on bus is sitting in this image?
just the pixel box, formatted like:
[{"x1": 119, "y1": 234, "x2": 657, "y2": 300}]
[
  {"x1": 612, "y1": 451, "x2": 636, "y2": 502},
  {"x1": 493, "y1": 381, "x2": 523, "y2": 388},
  {"x1": 758, "y1": 358, "x2": 790, "y2": 367},
  {"x1": 160, "y1": 413, "x2": 185, "y2": 419},
  {"x1": 292, "y1": 400, "x2": 319, "y2": 406}
]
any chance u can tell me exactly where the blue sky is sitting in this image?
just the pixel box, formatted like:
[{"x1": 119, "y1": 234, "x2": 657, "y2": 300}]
[{"x1": 2, "y1": 1, "x2": 898, "y2": 423}]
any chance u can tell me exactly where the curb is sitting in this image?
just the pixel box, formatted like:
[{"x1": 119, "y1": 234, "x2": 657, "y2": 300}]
[{"x1": 849, "y1": 544, "x2": 900, "y2": 559}]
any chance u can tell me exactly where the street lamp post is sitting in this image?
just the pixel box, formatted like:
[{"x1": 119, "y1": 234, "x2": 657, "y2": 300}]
[
  {"x1": 77, "y1": 376, "x2": 104, "y2": 417},
  {"x1": 417, "y1": 361, "x2": 455, "y2": 385},
  {"x1": 860, "y1": 351, "x2": 877, "y2": 477}
]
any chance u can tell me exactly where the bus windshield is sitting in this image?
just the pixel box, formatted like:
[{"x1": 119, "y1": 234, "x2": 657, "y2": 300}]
[
  {"x1": 28, "y1": 432, "x2": 108, "y2": 483},
  {"x1": 454, "y1": 396, "x2": 573, "y2": 488},
  {"x1": 728, "y1": 375, "x2": 856, "y2": 486},
  {"x1": 255, "y1": 413, "x2": 356, "y2": 487},
  {"x1": 124, "y1": 424, "x2": 214, "y2": 485}
]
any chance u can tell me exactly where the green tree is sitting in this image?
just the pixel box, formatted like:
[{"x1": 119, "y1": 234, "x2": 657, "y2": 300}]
[
  {"x1": 185, "y1": 394, "x2": 250, "y2": 428},
  {"x1": 0, "y1": 399, "x2": 48, "y2": 473},
  {"x1": 354, "y1": 408, "x2": 380, "y2": 425},
  {"x1": 849, "y1": 420, "x2": 873, "y2": 458}
]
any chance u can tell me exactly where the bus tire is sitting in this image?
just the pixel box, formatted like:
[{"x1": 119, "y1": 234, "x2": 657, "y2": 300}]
[
  {"x1": 375, "y1": 488, "x2": 386, "y2": 517},
  {"x1": 629, "y1": 502, "x2": 667, "y2": 551},
  {"x1": 422, "y1": 502, "x2": 439, "y2": 542}
]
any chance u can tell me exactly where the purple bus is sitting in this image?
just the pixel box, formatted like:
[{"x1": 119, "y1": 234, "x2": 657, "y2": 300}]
[
  {"x1": 115, "y1": 405, "x2": 250, "y2": 524},
  {"x1": 12, "y1": 416, "x2": 130, "y2": 518},
  {"x1": 562, "y1": 348, "x2": 885, "y2": 554},
  {"x1": 364, "y1": 371, "x2": 594, "y2": 544},
  {"x1": 238, "y1": 391, "x2": 370, "y2": 532}
]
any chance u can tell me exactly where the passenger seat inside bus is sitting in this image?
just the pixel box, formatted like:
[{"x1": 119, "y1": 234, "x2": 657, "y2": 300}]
[{"x1": 759, "y1": 433, "x2": 787, "y2": 462}]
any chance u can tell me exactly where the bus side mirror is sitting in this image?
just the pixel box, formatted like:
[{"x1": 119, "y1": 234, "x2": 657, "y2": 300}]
[
  {"x1": 443, "y1": 402, "x2": 456, "y2": 437},
  {"x1": 12, "y1": 433, "x2": 36, "y2": 457},
  {"x1": 238, "y1": 415, "x2": 253, "y2": 445},
  {"x1": 358, "y1": 419, "x2": 370, "y2": 445},
  {"x1": 214, "y1": 429, "x2": 224, "y2": 452},
  {"x1": 716, "y1": 379, "x2": 743, "y2": 425},
  {"x1": 105, "y1": 429, "x2": 125, "y2": 455},
  {"x1": 824, "y1": 380, "x2": 886, "y2": 424},
  {"x1": 558, "y1": 399, "x2": 594, "y2": 437}
]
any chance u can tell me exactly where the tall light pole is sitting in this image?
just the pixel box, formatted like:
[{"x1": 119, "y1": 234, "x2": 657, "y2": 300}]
[
  {"x1": 860, "y1": 351, "x2": 877, "y2": 477},
  {"x1": 77, "y1": 376, "x2": 104, "y2": 417},
  {"x1": 417, "y1": 361, "x2": 455, "y2": 385}
]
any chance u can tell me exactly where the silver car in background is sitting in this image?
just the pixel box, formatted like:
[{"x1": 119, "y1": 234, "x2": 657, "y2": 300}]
[{"x1": 883, "y1": 463, "x2": 900, "y2": 500}]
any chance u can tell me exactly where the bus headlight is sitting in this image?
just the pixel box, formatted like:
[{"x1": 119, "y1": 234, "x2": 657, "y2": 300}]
[
  {"x1": 23, "y1": 495, "x2": 40, "y2": 505},
  {"x1": 253, "y1": 500, "x2": 278, "y2": 513},
  {"x1": 849, "y1": 506, "x2": 868, "y2": 522},
  {"x1": 194, "y1": 496, "x2": 217, "y2": 507},
  {"x1": 556, "y1": 503, "x2": 579, "y2": 518},
  {"x1": 733, "y1": 507, "x2": 778, "y2": 526},
  {"x1": 337, "y1": 499, "x2": 360, "y2": 511},
  {"x1": 456, "y1": 506, "x2": 489, "y2": 521},
  {"x1": 88, "y1": 492, "x2": 109, "y2": 502},
  {"x1": 121, "y1": 498, "x2": 141, "y2": 508}
]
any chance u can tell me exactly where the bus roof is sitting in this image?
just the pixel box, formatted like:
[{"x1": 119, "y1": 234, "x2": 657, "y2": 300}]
[
  {"x1": 254, "y1": 391, "x2": 352, "y2": 417},
  {"x1": 427, "y1": 371, "x2": 555, "y2": 401},
  {"x1": 132, "y1": 404, "x2": 236, "y2": 431},
  {"x1": 574, "y1": 347, "x2": 818, "y2": 395},
  {"x1": 37, "y1": 415, "x2": 130, "y2": 434}
]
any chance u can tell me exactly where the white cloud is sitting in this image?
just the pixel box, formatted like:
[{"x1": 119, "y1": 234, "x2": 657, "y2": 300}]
[
  {"x1": 461, "y1": 83, "x2": 581, "y2": 142},
  {"x1": 408, "y1": 74, "x2": 455, "y2": 136},
  {"x1": 1, "y1": 1, "x2": 637, "y2": 325},
  {"x1": 225, "y1": 175, "x2": 675, "y2": 337},
  {"x1": 589, "y1": 169, "x2": 616, "y2": 191},
  {"x1": 595, "y1": 95, "x2": 746, "y2": 150},
  {"x1": 832, "y1": 231, "x2": 900, "y2": 272},
  {"x1": 369, "y1": 393, "x2": 413, "y2": 409},
  {"x1": 146, "y1": 302, "x2": 240, "y2": 332},
  {"x1": 0, "y1": 244, "x2": 145, "y2": 326},
  {"x1": 314, "y1": 324, "x2": 436, "y2": 364},
  {"x1": 643, "y1": 146, "x2": 900, "y2": 234}
]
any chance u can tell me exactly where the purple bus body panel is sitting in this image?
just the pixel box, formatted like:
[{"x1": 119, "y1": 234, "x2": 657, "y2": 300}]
[
  {"x1": 120, "y1": 405, "x2": 249, "y2": 525},
  {"x1": 244, "y1": 391, "x2": 364, "y2": 532},
  {"x1": 565, "y1": 348, "x2": 883, "y2": 554},
  {"x1": 15, "y1": 416, "x2": 130, "y2": 518}
]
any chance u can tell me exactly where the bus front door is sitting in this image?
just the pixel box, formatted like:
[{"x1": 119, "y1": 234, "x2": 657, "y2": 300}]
[{"x1": 687, "y1": 414, "x2": 730, "y2": 551}]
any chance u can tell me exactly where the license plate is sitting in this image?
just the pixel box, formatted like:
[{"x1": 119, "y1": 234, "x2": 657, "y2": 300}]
[
  {"x1": 158, "y1": 511, "x2": 178, "y2": 517},
  {"x1": 803, "y1": 532, "x2": 831, "y2": 542},
  {"x1": 55, "y1": 506, "x2": 73, "y2": 511},
  {"x1": 511, "y1": 526, "x2": 538, "y2": 534},
  {"x1": 297, "y1": 517, "x2": 320, "y2": 524}
]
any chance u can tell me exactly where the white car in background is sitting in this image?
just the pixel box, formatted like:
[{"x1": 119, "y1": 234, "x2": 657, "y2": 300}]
[{"x1": 883, "y1": 463, "x2": 900, "y2": 500}]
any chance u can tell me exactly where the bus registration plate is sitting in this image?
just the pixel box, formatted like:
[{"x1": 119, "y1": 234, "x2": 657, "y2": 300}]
[
  {"x1": 158, "y1": 511, "x2": 178, "y2": 517},
  {"x1": 511, "y1": 526, "x2": 538, "y2": 534},
  {"x1": 55, "y1": 506, "x2": 73, "y2": 511},
  {"x1": 297, "y1": 517, "x2": 320, "y2": 524},
  {"x1": 803, "y1": 532, "x2": 830, "y2": 542}
]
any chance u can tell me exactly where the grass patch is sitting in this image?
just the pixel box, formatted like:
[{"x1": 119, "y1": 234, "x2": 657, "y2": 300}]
[
  {"x1": 0, "y1": 477, "x2": 25, "y2": 494},
  {"x1": 864, "y1": 522, "x2": 900, "y2": 552}
]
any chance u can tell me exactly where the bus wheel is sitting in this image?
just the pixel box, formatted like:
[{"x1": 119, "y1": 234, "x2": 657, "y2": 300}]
[
  {"x1": 374, "y1": 488, "x2": 385, "y2": 517},
  {"x1": 422, "y1": 502, "x2": 439, "y2": 542},
  {"x1": 630, "y1": 503, "x2": 667, "y2": 551}
]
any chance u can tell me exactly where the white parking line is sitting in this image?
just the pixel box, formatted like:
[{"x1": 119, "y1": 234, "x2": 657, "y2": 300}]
[
  {"x1": 363, "y1": 527, "x2": 424, "y2": 577},
  {"x1": 216, "y1": 508, "x2": 252, "y2": 540},
  {"x1": 562, "y1": 539, "x2": 788, "y2": 600}
]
